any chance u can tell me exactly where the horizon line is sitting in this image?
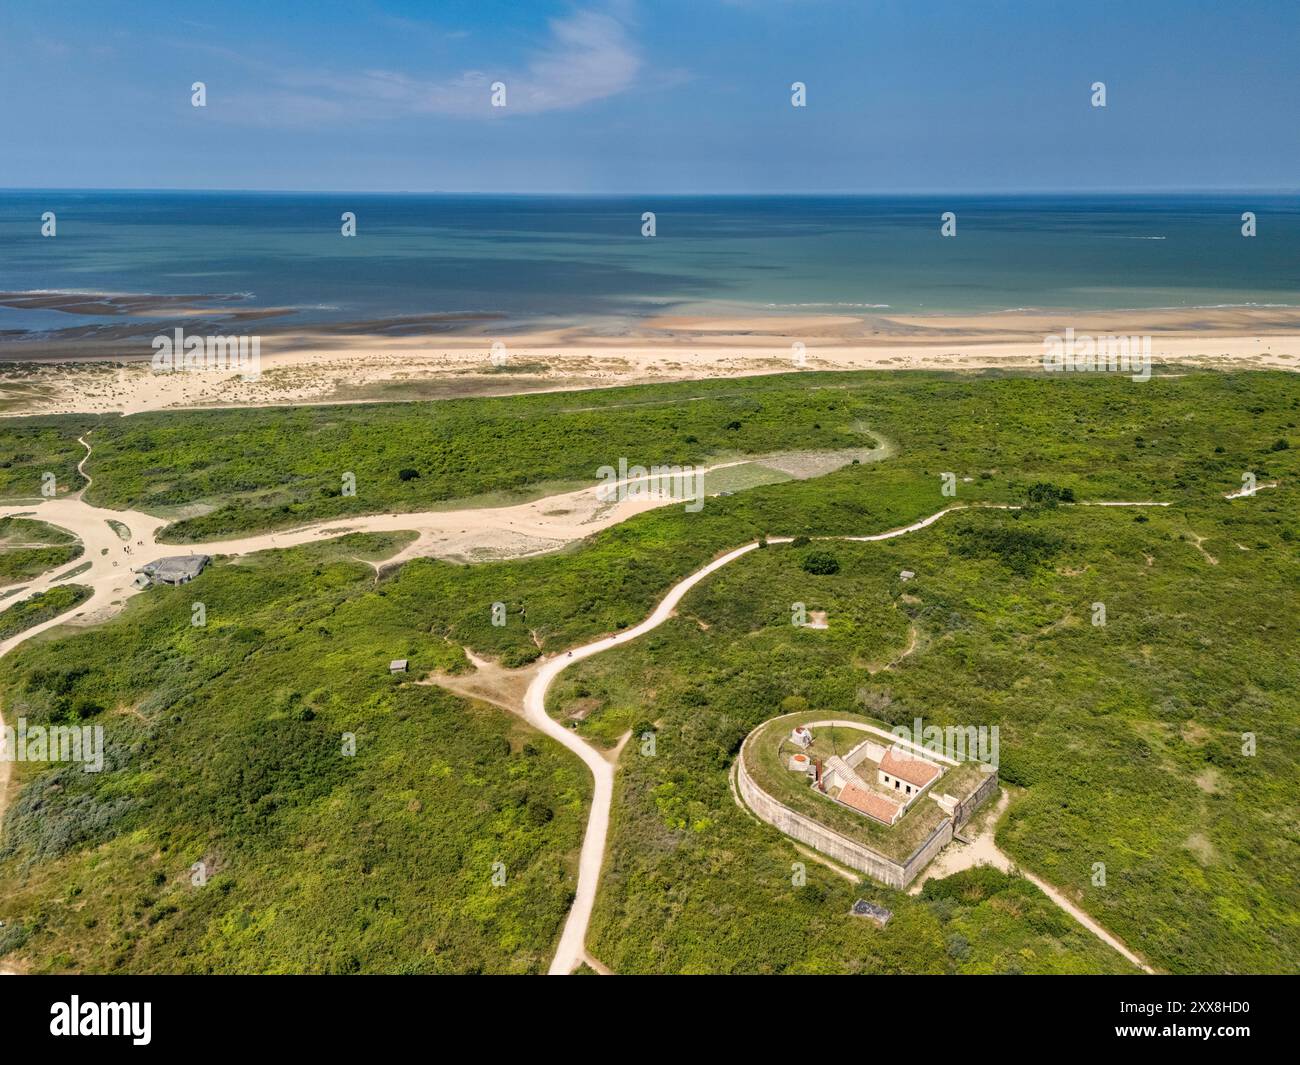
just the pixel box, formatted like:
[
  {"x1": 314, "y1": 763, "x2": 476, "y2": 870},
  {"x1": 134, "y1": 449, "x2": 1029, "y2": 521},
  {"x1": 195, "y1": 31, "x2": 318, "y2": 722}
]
[{"x1": 3, "y1": 185, "x2": 1299, "y2": 198}]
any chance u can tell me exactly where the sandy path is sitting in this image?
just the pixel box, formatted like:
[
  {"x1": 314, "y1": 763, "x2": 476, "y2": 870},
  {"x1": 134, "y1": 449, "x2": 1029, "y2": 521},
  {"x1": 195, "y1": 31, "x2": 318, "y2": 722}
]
[
  {"x1": 0, "y1": 438, "x2": 1169, "y2": 976},
  {"x1": 0, "y1": 492, "x2": 1170, "y2": 974},
  {"x1": 0, "y1": 455, "x2": 783, "y2": 837},
  {"x1": 909, "y1": 790, "x2": 1155, "y2": 972},
  {"x1": 1224, "y1": 481, "x2": 1279, "y2": 499},
  {"x1": 0, "y1": 444, "x2": 886, "y2": 839},
  {"x1": 531, "y1": 500, "x2": 1171, "y2": 974},
  {"x1": 1014, "y1": 863, "x2": 1155, "y2": 973},
  {"x1": 530, "y1": 537, "x2": 773, "y2": 974}
]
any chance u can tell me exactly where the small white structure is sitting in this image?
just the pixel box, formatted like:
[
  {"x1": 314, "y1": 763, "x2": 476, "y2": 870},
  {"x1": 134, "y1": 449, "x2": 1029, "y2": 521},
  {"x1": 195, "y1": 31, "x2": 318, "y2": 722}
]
[
  {"x1": 790, "y1": 726, "x2": 813, "y2": 749},
  {"x1": 898, "y1": 570, "x2": 915, "y2": 582},
  {"x1": 389, "y1": 659, "x2": 408, "y2": 674},
  {"x1": 788, "y1": 752, "x2": 812, "y2": 773},
  {"x1": 806, "y1": 610, "x2": 829, "y2": 630},
  {"x1": 878, "y1": 746, "x2": 942, "y2": 799}
]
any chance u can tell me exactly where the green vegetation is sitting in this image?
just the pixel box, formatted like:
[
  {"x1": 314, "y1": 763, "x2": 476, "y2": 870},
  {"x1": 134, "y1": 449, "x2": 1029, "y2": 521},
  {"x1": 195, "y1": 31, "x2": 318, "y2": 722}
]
[
  {"x1": 800, "y1": 549, "x2": 841, "y2": 575},
  {"x1": 953, "y1": 515, "x2": 1065, "y2": 575},
  {"x1": 0, "y1": 536, "x2": 588, "y2": 973},
  {"x1": 0, "y1": 416, "x2": 95, "y2": 500},
  {"x1": 564, "y1": 488, "x2": 1297, "y2": 973},
  {"x1": 743, "y1": 712, "x2": 950, "y2": 861},
  {"x1": 917, "y1": 866, "x2": 1134, "y2": 974},
  {"x1": 0, "y1": 585, "x2": 92, "y2": 641},
  {"x1": 0, "y1": 517, "x2": 83, "y2": 584},
  {"x1": 31, "y1": 386, "x2": 871, "y2": 541},
  {"x1": 1026, "y1": 481, "x2": 1077, "y2": 507},
  {"x1": 1, "y1": 369, "x2": 1297, "y2": 974}
]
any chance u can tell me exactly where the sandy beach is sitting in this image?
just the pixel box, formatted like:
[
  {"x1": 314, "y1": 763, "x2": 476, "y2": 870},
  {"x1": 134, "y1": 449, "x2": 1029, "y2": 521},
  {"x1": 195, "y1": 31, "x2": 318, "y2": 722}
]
[{"x1": 2, "y1": 303, "x2": 1299, "y2": 416}]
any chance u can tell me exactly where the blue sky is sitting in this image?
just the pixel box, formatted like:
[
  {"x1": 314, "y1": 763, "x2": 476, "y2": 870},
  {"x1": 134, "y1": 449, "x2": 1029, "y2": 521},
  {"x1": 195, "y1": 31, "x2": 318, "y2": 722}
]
[{"x1": 1, "y1": 0, "x2": 1296, "y2": 192}]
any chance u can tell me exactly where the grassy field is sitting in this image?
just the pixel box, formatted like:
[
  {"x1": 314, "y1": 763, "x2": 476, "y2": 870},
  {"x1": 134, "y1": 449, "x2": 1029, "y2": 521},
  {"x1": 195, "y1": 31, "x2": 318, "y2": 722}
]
[
  {"x1": 0, "y1": 517, "x2": 83, "y2": 585},
  {"x1": 0, "y1": 536, "x2": 590, "y2": 973},
  {"x1": 0, "y1": 416, "x2": 95, "y2": 501},
  {"x1": 0, "y1": 369, "x2": 1296, "y2": 974},
  {"x1": 0, "y1": 585, "x2": 93, "y2": 641},
  {"x1": 563, "y1": 493, "x2": 1297, "y2": 973},
  {"x1": 8, "y1": 384, "x2": 874, "y2": 541}
]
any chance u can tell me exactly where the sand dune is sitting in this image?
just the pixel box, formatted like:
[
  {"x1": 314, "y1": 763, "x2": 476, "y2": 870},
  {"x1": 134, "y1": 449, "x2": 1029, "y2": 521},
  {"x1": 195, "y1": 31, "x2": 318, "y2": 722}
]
[{"x1": 1, "y1": 305, "x2": 1297, "y2": 417}]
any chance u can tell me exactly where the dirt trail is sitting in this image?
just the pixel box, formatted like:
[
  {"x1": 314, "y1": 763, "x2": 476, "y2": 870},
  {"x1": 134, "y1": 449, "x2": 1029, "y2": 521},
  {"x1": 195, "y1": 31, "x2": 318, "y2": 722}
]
[
  {"x1": 909, "y1": 788, "x2": 1155, "y2": 973},
  {"x1": 1, "y1": 440, "x2": 1170, "y2": 977},
  {"x1": 529, "y1": 500, "x2": 1170, "y2": 975},
  {"x1": 0, "y1": 449, "x2": 881, "y2": 830}
]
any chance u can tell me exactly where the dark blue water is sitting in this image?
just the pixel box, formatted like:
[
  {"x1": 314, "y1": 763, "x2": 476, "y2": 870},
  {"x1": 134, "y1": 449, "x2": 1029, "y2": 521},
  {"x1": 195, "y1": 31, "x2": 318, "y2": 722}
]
[{"x1": 0, "y1": 190, "x2": 1296, "y2": 332}]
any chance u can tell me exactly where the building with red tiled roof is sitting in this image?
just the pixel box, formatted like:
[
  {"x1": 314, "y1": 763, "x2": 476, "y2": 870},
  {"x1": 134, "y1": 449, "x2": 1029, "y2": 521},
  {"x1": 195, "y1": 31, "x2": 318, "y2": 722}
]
[
  {"x1": 836, "y1": 781, "x2": 902, "y2": 825},
  {"x1": 878, "y1": 747, "x2": 942, "y2": 794}
]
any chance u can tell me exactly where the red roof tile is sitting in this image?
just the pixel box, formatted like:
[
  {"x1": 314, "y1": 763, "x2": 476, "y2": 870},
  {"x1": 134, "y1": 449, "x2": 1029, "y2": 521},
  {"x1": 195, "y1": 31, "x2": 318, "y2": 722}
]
[
  {"x1": 837, "y1": 781, "x2": 901, "y2": 824},
  {"x1": 880, "y1": 748, "x2": 942, "y2": 789}
]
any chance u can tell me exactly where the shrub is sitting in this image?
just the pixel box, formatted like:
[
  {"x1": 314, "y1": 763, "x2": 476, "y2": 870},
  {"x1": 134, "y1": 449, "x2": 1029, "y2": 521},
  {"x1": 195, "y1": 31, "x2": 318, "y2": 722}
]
[
  {"x1": 800, "y1": 550, "x2": 840, "y2": 575},
  {"x1": 954, "y1": 521, "x2": 1063, "y2": 575},
  {"x1": 1026, "y1": 482, "x2": 1075, "y2": 507}
]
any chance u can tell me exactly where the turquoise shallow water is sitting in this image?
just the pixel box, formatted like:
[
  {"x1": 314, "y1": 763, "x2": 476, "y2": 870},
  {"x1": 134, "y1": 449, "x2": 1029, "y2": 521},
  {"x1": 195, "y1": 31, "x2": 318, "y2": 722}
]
[{"x1": 0, "y1": 190, "x2": 1296, "y2": 332}]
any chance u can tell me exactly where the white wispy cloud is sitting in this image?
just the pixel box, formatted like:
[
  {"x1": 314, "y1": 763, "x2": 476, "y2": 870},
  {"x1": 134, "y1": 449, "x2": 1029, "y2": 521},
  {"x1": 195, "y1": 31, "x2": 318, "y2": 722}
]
[{"x1": 222, "y1": 9, "x2": 642, "y2": 124}]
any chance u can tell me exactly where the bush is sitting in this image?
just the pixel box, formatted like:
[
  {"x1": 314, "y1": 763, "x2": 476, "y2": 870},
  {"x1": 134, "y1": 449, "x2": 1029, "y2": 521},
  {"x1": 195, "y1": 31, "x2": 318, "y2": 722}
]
[
  {"x1": 800, "y1": 550, "x2": 840, "y2": 575},
  {"x1": 1026, "y1": 482, "x2": 1075, "y2": 507},
  {"x1": 954, "y1": 521, "x2": 1064, "y2": 575}
]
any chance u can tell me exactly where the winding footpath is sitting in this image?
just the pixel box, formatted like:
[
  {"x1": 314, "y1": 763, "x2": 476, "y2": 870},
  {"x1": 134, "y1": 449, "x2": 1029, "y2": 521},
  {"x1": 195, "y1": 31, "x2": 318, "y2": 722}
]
[
  {"x1": 0, "y1": 450, "x2": 1171, "y2": 974},
  {"x1": 525, "y1": 500, "x2": 1169, "y2": 974},
  {"x1": 0, "y1": 455, "x2": 762, "y2": 832},
  {"x1": 910, "y1": 790, "x2": 1155, "y2": 972}
]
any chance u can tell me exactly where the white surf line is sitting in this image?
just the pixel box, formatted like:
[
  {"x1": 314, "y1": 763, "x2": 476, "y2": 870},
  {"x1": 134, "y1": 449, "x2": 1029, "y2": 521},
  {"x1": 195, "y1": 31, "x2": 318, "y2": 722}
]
[{"x1": 531, "y1": 499, "x2": 1169, "y2": 975}]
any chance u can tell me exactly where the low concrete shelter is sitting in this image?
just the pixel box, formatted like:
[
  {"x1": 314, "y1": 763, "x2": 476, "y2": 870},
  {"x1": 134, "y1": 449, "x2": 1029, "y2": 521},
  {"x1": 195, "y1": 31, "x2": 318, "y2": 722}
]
[{"x1": 134, "y1": 555, "x2": 211, "y2": 586}]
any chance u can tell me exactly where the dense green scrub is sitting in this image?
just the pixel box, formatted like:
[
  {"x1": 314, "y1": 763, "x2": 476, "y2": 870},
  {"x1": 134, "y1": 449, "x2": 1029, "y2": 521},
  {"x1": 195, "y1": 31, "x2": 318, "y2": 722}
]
[
  {"x1": 45, "y1": 385, "x2": 870, "y2": 541},
  {"x1": 0, "y1": 518, "x2": 83, "y2": 585},
  {"x1": 561, "y1": 492, "x2": 1297, "y2": 973},
  {"x1": 0, "y1": 536, "x2": 589, "y2": 973},
  {"x1": 5, "y1": 369, "x2": 1292, "y2": 542},
  {"x1": 0, "y1": 416, "x2": 95, "y2": 501},
  {"x1": 0, "y1": 585, "x2": 92, "y2": 640},
  {"x1": 0, "y1": 370, "x2": 1296, "y2": 974}
]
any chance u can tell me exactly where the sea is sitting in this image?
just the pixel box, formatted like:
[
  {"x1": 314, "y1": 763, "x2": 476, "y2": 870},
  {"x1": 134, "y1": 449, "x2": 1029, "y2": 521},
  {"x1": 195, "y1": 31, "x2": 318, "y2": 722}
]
[{"x1": 0, "y1": 190, "x2": 1297, "y2": 335}]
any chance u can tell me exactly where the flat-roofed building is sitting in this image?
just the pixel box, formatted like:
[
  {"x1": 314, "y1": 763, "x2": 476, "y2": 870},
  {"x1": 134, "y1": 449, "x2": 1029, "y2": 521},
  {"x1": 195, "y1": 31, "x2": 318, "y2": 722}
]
[{"x1": 134, "y1": 555, "x2": 211, "y2": 586}]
